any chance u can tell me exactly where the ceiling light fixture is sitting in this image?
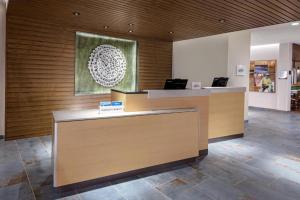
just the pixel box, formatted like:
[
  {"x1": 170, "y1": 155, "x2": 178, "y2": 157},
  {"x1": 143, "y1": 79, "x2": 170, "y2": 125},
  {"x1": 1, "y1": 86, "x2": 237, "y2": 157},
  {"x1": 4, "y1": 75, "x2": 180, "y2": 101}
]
[
  {"x1": 219, "y1": 19, "x2": 225, "y2": 23},
  {"x1": 169, "y1": 31, "x2": 174, "y2": 34},
  {"x1": 128, "y1": 23, "x2": 134, "y2": 26},
  {"x1": 73, "y1": 11, "x2": 80, "y2": 16},
  {"x1": 291, "y1": 22, "x2": 300, "y2": 26},
  {"x1": 129, "y1": 30, "x2": 133, "y2": 33},
  {"x1": 104, "y1": 26, "x2": 109, "y2": 29}
]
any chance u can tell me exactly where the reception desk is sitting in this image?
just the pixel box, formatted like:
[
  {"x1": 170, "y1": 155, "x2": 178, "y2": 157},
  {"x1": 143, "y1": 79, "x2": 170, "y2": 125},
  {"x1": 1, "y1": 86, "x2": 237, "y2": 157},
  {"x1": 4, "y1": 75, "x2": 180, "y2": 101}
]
[
  {"x1": 52, "y1": 108, "x2": 199, "y2": 187},
  {"x1": 52, "y1": 87, "x2": 245, "y2": 187}
]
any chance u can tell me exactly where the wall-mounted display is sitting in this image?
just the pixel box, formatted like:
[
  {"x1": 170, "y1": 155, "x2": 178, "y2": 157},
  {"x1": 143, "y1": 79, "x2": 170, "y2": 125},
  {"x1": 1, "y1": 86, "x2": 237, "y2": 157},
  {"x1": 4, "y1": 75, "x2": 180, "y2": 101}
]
[
  {"x1": 278, "y1": 70, "x2": 288, "y2": 79},
  {"x1": 236, "y1": 65, "x2": 247, "y2": 76},
  {"x1": 249, "y1": 60, "x2": 276, "y2": 93},
  {"x1": 192, "y1": 82, "x2": 202, "y2": 90},
  {"x1": 75, "y1": 32, "x2": 137, "y2": 95}
]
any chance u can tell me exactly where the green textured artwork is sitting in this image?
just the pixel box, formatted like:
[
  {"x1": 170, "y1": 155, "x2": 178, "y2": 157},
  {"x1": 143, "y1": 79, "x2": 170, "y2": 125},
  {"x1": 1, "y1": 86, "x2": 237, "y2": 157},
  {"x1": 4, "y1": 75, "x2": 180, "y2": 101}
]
[{"x1": 75, "y1": 32, "x2": 137, "y2": 95}]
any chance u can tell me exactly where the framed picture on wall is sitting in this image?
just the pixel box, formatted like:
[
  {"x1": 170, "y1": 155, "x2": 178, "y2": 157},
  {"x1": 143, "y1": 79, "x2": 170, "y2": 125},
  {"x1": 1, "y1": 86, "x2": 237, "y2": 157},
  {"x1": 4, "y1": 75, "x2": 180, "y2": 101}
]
[
  {"x1": 75, "y1": 32, "x2": 138, "y2": 95},
  {"x1": 236, "y1": 65, "x2": 247, "y2": 76},
  {"x1": 249, "y1": 60, "x2": 276, "y2": 93}
]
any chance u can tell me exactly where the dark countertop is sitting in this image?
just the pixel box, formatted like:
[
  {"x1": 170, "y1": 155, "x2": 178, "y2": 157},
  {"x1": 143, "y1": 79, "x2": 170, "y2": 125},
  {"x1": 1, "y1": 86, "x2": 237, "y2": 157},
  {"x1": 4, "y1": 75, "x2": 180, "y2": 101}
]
[{"x1": 111, "y1": 89, "x2": 148, "y2": 94}]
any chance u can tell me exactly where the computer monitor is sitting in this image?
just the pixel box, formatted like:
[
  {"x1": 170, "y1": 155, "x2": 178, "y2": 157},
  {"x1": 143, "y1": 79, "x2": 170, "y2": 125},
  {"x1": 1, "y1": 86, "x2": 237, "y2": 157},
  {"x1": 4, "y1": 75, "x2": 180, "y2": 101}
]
[
  {"x1": 212, "y1": 77, "x2": 229, "y2": 87},
  {"x1": 164, "y1": 79, "x2": 188, "y2": 89}
]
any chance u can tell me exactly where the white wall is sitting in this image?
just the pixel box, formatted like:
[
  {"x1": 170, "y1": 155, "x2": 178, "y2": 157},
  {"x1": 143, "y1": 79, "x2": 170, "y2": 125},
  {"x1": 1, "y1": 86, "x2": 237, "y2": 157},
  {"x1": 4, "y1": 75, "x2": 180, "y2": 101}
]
[
  {"x1": 0, "y1": 1, "x2": 6, "y2": 136},
  {"x1": 249, "y1": 43, "x2": 292, "y2": 111},
  {"x1": 173, "y1": 30, "x2": 251, "y2": 120},
  {"x1": 173, "y1": 34, "x2": 228, "y2": 87},
  {"x1": 227, "y1": 31, "x2": 251, "y2": 120},
  {"x1": 251, "y1": 23, "x2": 300, "y2": 45},
  {"x1": 277, "y1": 43, "x2": 292, "y2": 111}
]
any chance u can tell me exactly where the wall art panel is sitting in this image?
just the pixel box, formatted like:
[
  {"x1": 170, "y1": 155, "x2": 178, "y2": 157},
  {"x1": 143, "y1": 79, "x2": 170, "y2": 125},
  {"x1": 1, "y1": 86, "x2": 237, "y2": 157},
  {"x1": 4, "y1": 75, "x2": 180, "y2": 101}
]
[
  {"x1": 249, "y1": 60, "x2": 276, "y2": 93},
  {"x1": 75, "y1": 32, "x2": 137, "y2": 95}
]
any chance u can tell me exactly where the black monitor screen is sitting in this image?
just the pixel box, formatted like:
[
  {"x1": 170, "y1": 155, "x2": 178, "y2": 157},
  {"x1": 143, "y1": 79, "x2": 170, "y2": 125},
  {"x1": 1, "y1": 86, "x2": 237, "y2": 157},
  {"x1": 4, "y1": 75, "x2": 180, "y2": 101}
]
[
  {"x1": 164, "y1": 79, "x2": 188, "y2": 89},
  {"x1": 212, "y1": 77, "x2": 229, "y2": 87}
]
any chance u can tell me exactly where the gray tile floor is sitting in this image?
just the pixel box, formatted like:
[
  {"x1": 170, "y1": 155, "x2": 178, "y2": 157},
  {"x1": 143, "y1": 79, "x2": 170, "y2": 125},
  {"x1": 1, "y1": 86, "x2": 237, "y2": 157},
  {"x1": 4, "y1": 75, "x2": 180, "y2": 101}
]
[{"x1": 1, "y1": 108, "x2": 300, "y2": 200}]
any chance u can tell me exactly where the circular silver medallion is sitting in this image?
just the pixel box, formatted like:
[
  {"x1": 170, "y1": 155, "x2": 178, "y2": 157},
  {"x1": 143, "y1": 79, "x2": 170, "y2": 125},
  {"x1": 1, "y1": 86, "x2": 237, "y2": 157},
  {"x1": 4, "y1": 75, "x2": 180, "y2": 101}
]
[{"x1": 88, "y1": 45, "x2": 127, "y2": 87}]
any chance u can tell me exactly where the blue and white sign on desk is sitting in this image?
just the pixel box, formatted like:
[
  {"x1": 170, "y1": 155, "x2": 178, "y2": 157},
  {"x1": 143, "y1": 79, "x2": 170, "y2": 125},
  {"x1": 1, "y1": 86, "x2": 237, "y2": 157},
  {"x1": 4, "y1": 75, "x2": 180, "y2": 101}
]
[{"x1": 99, "y1": 101, "x2": 124, "y2": 114}]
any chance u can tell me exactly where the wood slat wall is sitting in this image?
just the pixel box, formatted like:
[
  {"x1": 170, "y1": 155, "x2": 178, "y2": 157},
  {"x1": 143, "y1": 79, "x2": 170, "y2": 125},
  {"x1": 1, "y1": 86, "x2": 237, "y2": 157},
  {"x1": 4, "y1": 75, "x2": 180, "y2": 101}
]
[{"x1": 6, "y1": 16, "x2": 172, "y2": 140}]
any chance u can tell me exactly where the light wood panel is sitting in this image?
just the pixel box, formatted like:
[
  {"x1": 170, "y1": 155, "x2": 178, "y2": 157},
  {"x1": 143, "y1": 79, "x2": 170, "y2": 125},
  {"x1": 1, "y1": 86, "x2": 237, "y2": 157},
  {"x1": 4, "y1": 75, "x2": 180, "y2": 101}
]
[
  {"x1": 54, "y1": 111, "x2": 199, "y2": 187},
  {"x1": 5, "y1": 16, "x2": 172, "y2": 140},
  {"x1": 208, "y1": 92, "x2": 245, "y2": 139},
  {"x1": 7, "y1": 0, "x2": 300, "y2": 41},
  {"x1": 111, "y1": 91, "x2": 209, "y2": 151}
]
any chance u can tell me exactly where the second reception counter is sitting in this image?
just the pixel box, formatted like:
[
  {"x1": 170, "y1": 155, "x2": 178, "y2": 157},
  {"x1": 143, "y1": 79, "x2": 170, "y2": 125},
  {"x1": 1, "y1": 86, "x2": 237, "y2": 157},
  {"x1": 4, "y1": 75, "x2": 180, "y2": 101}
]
[{"x1": 112, "y1": 87, "x2": 246, "y2": 150}]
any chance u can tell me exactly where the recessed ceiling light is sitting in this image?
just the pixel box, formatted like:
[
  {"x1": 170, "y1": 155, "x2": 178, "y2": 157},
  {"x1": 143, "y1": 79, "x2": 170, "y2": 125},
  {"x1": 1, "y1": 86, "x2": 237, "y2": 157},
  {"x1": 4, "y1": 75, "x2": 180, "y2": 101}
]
[
  {"x1": 219, "y1": 19, "x2": 225, "y2": 23},
  {"x1": 129, "y1": 30, "x2": 133, "y2": 33},
  {"x1": 128, "y1": 23, "x2": 134, "y2": 26},
  {"x1": 169, "y1": 31, "x2": 174, "y2": 34},
  {"x1": 104, "y1": 26, "x2": 109, "y2": 29},
  {"x1": 291, "y1": 22, "x2": 300, "y2": 26},
  {"x1": 72, "y1": 11, "x2": 80, "y2": 16}
]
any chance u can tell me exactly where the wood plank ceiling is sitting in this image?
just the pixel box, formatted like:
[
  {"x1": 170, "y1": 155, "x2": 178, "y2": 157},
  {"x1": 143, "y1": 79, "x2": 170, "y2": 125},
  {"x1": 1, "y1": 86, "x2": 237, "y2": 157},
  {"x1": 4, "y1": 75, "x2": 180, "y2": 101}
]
[{"x1": 7, "y1": 0, "x2": 300, "y2": 41}]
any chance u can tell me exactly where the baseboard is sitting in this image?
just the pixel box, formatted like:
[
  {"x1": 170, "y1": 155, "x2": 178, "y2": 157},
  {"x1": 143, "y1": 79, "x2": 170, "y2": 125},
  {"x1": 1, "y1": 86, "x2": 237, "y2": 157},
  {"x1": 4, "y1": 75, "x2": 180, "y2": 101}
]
[
  {"x1": 208, "y1": 133, "x2": 244, "y2": 143},
  {"x1": 54, "y1": 156, "x2": 198, "y2": 189},
  {"x1": 249, "y1": 106, "x2": 289, "y2": 112},
  {"x1": 199, "y1": 149, "x2": 208, "y2": 156},
  {"x1": 5, "y1": 133, "x2": 51, "y2": 141},
  {"x1": 198, "y1": 149, "x2": 208, "y2": 161}
]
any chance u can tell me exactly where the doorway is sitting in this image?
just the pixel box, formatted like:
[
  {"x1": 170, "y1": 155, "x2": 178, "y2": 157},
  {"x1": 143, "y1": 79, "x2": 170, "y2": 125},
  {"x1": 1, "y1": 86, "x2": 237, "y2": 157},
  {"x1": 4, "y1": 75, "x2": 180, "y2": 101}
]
[{"x1": 291, "y1": 44, "x2": 300, "y2": 112}]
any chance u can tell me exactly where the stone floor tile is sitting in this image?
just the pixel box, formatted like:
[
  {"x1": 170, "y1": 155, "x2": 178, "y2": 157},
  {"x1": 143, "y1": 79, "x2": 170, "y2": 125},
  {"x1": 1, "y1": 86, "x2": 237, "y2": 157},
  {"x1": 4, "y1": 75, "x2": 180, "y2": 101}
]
[
  {"x1": 269, "y1": 178, "x2": 300, "y2": 200},
  {"x1": 246, "y1": 155, "x2": 300, "y2": 184},
  {"x1": 80, "y1": 184, "x2": 125, "y2": 200},
  {"x1": 193, "y1": 177, "x2": 245, "y2": 200},
  {"x1": 0, "y1": 159, "x2": 27, "y2": 187},
  {"x1": 169, "y1": 165, "x2": 208, "y2": 186},
  {"x1": 0, "y1": 140, "x2": 19, "y2": 164},
  {"x1": 0, "y1": 180, "x2": 35, "y2": 200},
  {"x1": 172, "y1": 187, "x2": 214, "y2": 200},
  {"x1": 139, "y1": 170, "x2": 177, "y2": 187},
  {"x1": 17, "y1": 137, "x2": 50, "y2": 165},
  {"x1": 193, "y1": 157, "x2": 247, "y2": 185},
  {"x1": 25, "y1": 158, "x2": 52, "y2": 190},
  {"x1": 156, "y1": 178, "x2": 193, "y2": 199},
  {"x1": 114, "y1": 178, "x2": 169, "y2": 200},
  {"x1": 236, "y1": 180, "x2": 296, "y2": 200},
  {"x1": 39, "y1": 136, "x2": 52, "y2": 155}
]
